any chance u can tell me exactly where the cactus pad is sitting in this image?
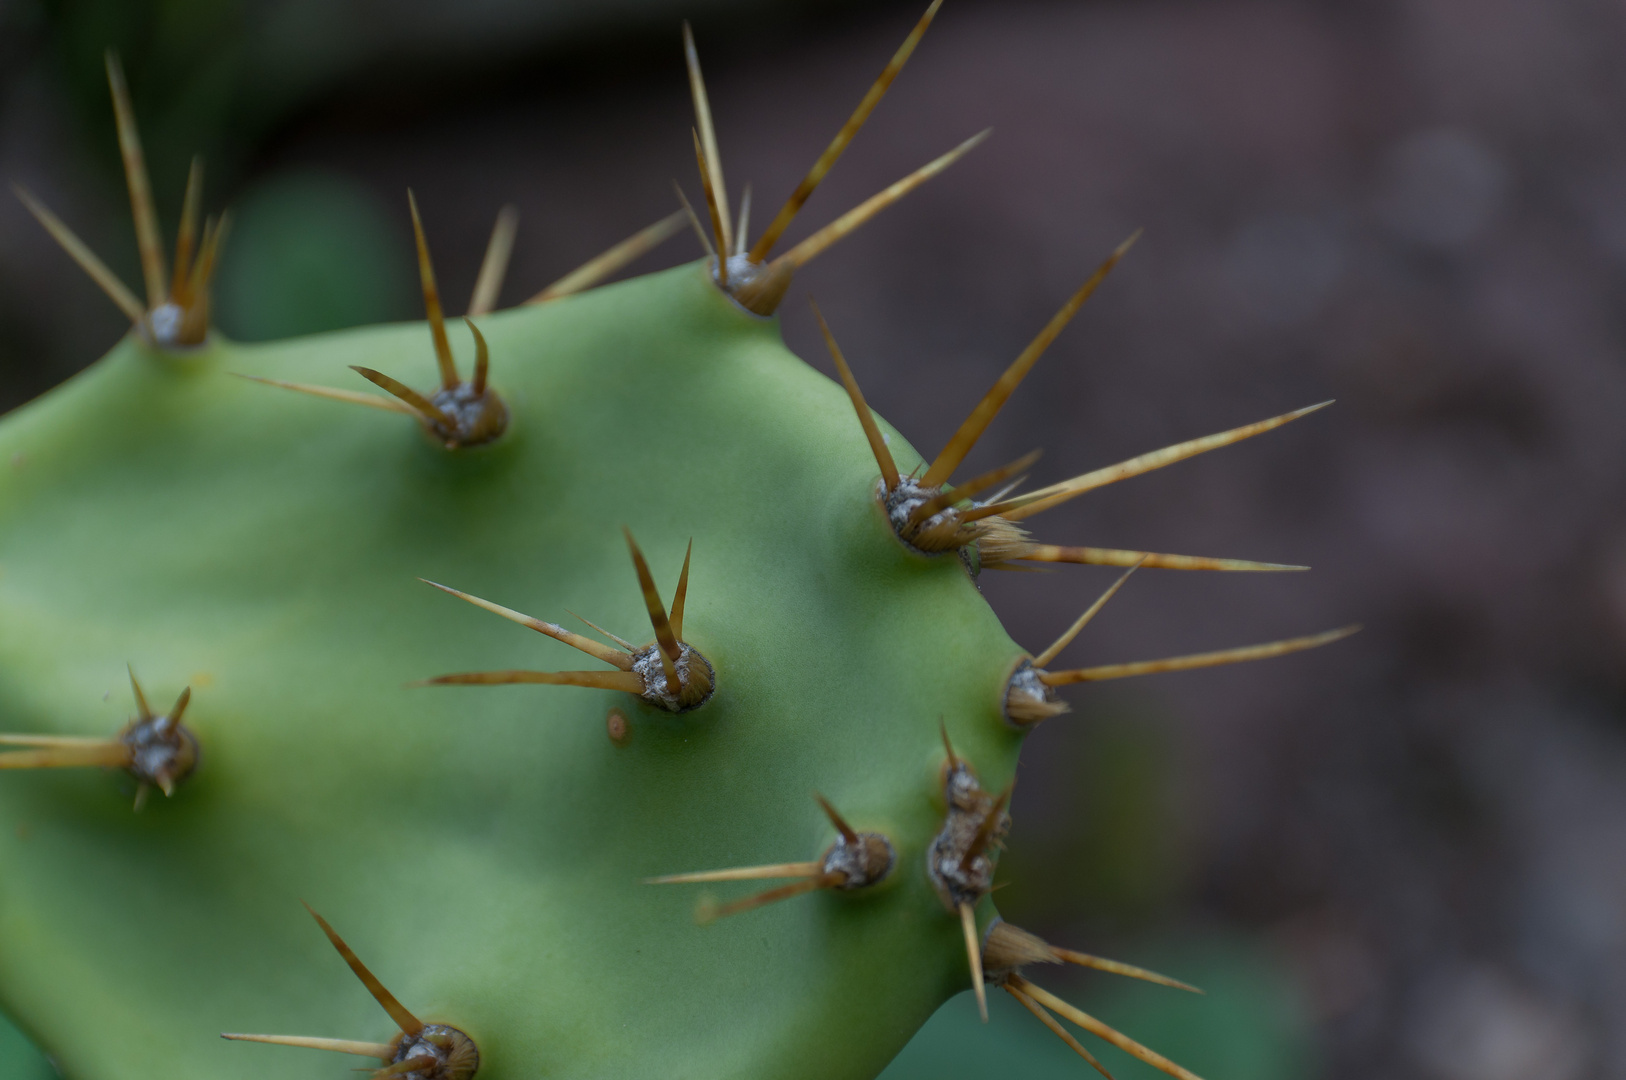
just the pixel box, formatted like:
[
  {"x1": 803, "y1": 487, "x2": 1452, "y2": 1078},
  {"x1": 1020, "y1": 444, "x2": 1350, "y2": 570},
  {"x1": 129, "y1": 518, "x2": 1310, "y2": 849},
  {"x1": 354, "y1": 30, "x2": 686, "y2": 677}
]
[{"x1": 0, "y1": 12, "x2": 1352, "y2": 1080}]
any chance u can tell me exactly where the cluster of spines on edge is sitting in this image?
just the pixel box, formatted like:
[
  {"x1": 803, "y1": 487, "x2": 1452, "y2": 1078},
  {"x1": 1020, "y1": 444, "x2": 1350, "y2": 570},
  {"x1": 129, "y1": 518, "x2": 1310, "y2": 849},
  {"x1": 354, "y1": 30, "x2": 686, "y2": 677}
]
[{"x1": 1, "y1": 8, "x2": 1359, "y2": 1080}]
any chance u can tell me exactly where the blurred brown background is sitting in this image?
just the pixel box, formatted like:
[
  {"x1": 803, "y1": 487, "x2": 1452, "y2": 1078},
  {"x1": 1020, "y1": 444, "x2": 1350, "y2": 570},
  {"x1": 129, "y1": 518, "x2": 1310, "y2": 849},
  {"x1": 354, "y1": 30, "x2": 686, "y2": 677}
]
[{"x1": 3, "y1": 0, "x2": 1625, "y2": 1077}]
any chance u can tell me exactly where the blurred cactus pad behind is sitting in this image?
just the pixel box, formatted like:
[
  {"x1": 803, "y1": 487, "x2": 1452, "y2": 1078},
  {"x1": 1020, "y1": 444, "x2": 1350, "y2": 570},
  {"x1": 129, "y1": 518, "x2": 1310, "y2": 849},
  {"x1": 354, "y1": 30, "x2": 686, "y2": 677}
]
[{"x1": 0, "y1": 0, "x2": 1423, "y2": 1078}]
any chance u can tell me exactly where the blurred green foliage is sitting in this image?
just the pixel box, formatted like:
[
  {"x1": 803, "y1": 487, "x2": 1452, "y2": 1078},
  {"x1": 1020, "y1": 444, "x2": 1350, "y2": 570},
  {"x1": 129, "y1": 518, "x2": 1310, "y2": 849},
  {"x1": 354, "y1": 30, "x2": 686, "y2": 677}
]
[
  {"x1": 28, "y1": 0, "x2": 828, "y2": 202},
  {"x1": 999, "y1": 702, "x2": 1187, "y2": 929},
  {"x1": 0, "y1": 1011, "x2": 53, "y2": 1080},
  {"x1": 214, "y1": 171, "x2": 415, "y2": 341},
  {"x1": 38, "y1": 0, "x2": 255, "y2": 199},
  {"x1": 880, "y1": 935, "x2": 1316, "y2": 1080}
]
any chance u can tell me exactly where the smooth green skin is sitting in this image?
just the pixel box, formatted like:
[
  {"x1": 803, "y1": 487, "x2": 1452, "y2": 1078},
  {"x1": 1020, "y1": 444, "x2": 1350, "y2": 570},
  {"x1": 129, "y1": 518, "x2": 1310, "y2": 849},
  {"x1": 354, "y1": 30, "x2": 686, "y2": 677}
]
[{"x1": 0, "y1": 261, "x2": 1024, "y2": 1080}]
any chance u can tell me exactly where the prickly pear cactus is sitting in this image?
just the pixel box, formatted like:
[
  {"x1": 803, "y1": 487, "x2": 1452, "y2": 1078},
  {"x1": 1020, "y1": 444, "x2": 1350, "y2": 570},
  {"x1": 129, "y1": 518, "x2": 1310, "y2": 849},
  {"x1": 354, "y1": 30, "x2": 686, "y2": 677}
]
[{"x1": 0, "y1": 12, "x2": 1351, "y2": 1080}]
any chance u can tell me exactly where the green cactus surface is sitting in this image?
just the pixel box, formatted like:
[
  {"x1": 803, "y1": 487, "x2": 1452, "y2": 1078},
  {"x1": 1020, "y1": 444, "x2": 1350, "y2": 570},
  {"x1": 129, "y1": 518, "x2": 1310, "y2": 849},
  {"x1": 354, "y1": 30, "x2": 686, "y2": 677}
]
[
  {"x1": 0, "y1": 258, "x2": 1031, "y2": 1080},
  {"x1": 0, "y1": 13, "x2": 1350, "y2": 1080}
]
